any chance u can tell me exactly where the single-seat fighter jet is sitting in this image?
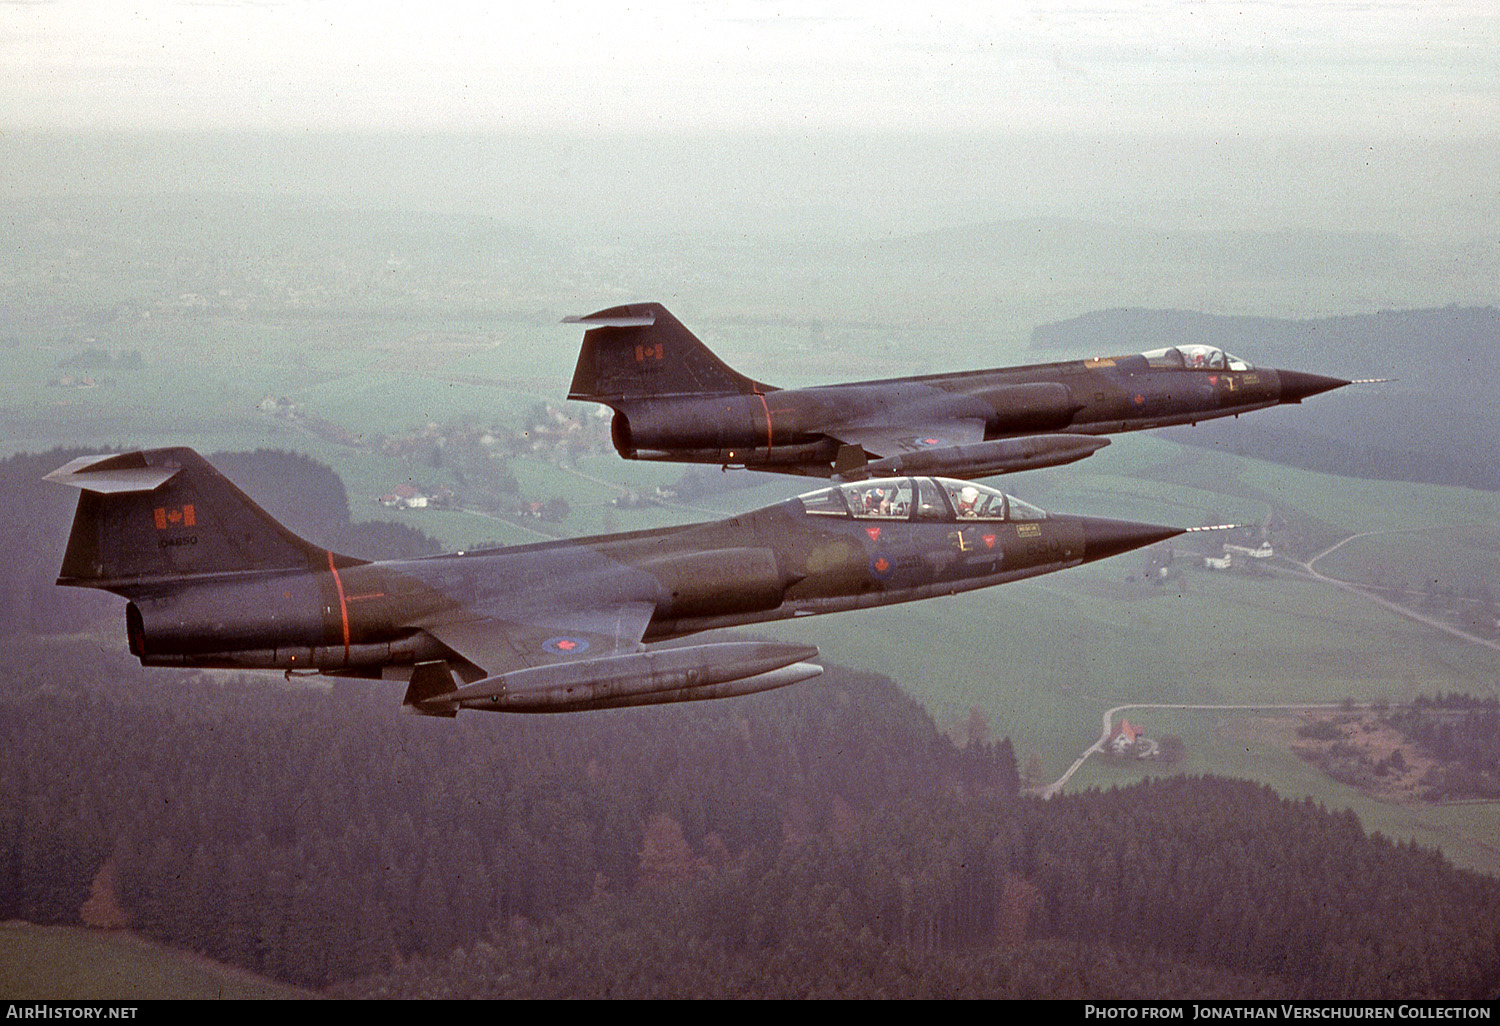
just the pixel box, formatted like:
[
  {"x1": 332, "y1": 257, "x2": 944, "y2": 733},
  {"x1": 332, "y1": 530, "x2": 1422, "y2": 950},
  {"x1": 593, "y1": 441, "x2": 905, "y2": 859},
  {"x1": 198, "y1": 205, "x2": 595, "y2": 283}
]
[
  {"x1": 565, "y1": 303, "x2": 1350, "y2": 480},
  {"x1": 48, "y1": 448, "x2": 1183, "y2": 716}
]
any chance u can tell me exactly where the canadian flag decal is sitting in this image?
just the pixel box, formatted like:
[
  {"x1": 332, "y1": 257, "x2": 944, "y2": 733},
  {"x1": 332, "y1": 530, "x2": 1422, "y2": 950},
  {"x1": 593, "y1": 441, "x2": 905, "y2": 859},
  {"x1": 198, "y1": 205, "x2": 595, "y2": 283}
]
[{"x1": 153, "y1": 505, "x2": 196, "y2": 530}]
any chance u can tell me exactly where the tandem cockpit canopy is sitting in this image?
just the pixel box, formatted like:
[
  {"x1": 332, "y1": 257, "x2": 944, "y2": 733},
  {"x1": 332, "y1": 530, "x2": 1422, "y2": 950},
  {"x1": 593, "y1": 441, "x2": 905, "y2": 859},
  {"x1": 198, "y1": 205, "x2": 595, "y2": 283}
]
[
  {"x1": 1141, "y1": 344, "x2": 1252, "y2": 372},
  {"x1": 796, "y1": 477, "x2": 1047, "y2": 523}
]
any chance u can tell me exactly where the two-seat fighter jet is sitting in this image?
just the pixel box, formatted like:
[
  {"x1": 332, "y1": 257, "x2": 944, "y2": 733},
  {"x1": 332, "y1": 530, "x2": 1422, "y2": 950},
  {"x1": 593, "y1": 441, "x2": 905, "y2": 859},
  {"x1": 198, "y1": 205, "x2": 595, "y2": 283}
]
[
  {"x1": 565, "y1": 303, "x2": 1350, "y2": 480},
  {"x1": 48, "y1": 448, "x2": 1183, "y2": 716}
]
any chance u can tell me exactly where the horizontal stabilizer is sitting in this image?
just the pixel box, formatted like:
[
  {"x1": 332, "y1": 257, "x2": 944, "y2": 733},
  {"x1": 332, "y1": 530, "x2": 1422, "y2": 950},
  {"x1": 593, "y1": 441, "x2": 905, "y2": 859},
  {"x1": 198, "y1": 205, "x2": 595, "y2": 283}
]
[
  {"x1": 562, "y1": 311, "x2": 656, "y2": 329},
  {"x1": 44, "y1": 452, "x2": 181, "y2": 494}
]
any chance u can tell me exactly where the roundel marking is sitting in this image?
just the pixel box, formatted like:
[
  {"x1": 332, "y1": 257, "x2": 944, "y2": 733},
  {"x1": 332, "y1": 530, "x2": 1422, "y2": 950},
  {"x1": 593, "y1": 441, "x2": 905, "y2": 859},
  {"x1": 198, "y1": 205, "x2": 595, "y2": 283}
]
[{"x1": 544, "y1": 636, "x2": 591, "y2": 655}]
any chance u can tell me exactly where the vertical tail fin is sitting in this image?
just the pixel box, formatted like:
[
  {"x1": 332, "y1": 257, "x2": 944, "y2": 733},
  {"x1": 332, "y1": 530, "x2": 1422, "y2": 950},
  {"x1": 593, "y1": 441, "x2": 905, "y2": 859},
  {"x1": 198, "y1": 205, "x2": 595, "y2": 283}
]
[
  {"x1": 47, "y1": 447, "x2": 360, "y2": 592},
  {"x1": 565, "y1": 302, "x2": 771, "y2": 401}
]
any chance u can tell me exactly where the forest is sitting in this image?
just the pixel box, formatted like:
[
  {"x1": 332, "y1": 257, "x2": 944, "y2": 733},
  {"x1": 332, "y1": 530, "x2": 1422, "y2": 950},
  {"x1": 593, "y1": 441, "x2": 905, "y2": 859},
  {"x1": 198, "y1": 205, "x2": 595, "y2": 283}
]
[
  {"x1": 1384, "y1": 694, "x2": 1500, "y2": 801},
  {"x1": 4, "y1": 635, "x2": 1499, "y2": 999}
]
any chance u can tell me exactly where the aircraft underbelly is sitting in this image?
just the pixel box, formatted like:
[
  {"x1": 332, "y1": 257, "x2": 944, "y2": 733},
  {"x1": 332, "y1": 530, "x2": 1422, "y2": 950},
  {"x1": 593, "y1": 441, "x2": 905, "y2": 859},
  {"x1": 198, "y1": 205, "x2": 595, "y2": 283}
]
[{"x1": 1068, "y1": 399, "x2": 1279, "y2": 435}]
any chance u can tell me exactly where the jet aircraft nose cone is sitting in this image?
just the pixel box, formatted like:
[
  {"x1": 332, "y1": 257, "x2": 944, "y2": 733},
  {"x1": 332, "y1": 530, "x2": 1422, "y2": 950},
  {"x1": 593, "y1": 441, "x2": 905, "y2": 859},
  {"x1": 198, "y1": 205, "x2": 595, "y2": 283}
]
[
  {"x1": 1078, "y1": 517, "x2": 1185, "y2": 564},
  {"x1": 1277, "y1": 370, "x2": 1350, "y2": 404}
]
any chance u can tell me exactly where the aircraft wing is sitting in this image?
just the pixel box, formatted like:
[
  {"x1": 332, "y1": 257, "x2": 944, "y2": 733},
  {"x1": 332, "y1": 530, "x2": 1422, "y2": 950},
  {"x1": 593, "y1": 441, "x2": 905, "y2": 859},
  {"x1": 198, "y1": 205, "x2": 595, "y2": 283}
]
[
  {"x1": 414, "y1": 600, "x2": 658, "y2": 682},
  {"x1": 828, "y1": 418, "x2": 988, "y2": 460},
  {"x1": 402, "y1": 595, "x2": 820, "y2": 716},
  {"x1": 825, "y1": 416, "x2": 1108, "y2": 480}
]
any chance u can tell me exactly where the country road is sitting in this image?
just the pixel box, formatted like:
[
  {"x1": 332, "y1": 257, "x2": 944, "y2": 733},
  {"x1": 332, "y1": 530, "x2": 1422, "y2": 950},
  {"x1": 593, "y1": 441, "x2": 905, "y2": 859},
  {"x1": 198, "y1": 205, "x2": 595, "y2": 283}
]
[
  {"x1": 1037, "y1": 701, "x2": 1353, "y2": 798},
  {"x1": 1040, "y1": 524, "x2": 1500, "y2": 797},
  {"x1": 1280, "y1": 526, "x2": 1500, "y2": 655}
]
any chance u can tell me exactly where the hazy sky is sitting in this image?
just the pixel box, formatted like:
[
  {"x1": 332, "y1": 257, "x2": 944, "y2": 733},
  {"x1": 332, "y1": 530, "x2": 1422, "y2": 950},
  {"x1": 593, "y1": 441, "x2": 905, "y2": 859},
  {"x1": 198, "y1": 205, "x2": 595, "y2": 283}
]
[{"x1": 3, "y1": 1, "x2": 1496, "y2": 137}]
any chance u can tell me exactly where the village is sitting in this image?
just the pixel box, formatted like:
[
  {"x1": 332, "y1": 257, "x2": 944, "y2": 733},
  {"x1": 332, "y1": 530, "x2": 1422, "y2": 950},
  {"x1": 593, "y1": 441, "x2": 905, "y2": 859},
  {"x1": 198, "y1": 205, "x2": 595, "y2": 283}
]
[{"x1": 258, "y1": 395, "x2": 613, "y2": 523}]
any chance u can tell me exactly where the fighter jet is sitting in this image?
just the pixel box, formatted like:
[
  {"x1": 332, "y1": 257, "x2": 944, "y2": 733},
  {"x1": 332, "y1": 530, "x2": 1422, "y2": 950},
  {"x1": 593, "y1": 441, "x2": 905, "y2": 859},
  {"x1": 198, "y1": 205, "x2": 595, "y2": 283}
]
[
  {"x1": 565, "y1": 303, "x2": 1350, "y2": 480},
  {"x1": 48, "y1": 447, "x2": 1183, "y2": 716}
]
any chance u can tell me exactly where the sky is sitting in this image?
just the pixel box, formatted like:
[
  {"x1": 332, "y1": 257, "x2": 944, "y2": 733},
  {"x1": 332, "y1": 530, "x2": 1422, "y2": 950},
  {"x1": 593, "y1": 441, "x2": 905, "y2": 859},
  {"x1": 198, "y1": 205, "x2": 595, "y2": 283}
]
[{"x1": 2, "y1": 0, "x2": 1497, "y2": 137}]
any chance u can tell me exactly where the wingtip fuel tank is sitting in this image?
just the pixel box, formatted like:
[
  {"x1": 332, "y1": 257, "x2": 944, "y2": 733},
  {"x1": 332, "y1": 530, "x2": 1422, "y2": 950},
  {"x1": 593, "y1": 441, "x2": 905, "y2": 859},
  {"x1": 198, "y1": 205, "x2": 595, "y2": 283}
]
[
  {"x1": 839, "y1": 435, "x2": 1110, "y2": 481},
  {"x1": 408, "y1": 641, "x2": 822, "y2": 715}
]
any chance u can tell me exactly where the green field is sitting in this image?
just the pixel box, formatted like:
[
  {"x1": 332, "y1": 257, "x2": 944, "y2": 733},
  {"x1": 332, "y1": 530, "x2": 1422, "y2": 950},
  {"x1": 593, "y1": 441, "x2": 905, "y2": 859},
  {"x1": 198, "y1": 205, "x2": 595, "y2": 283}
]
[{"x1": 0, "y1": 922, "x2": 312, "y2": 1000}]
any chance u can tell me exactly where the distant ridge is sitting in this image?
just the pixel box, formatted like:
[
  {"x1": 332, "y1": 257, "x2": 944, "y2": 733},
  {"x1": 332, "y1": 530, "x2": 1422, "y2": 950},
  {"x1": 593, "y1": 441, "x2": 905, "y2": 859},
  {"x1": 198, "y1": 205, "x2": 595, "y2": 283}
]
[{"x1": 1031, "y1": 306, "x2": 1500, "y2": 492}]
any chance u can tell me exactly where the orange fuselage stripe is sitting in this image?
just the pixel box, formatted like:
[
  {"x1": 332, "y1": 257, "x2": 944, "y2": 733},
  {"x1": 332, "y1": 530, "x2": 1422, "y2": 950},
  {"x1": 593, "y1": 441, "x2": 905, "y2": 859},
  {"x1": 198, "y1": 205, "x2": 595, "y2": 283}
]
[
  {"x1": 327, "y1": 551, "x2": 351, "y2": 664},
  {"x1": 755, "y1": 391, "x2": 773, "y2": 451}
]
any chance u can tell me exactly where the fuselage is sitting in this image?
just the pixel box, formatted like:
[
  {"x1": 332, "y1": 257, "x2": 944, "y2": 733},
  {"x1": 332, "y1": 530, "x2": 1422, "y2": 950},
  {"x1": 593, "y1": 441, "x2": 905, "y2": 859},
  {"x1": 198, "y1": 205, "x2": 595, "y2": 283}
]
[
  {"x1": 122, "y1": 477, "x2": 1177, "y2": 677},
  {"x1": 607, "y1": 349, "x2": 1342, "y2": 473}
]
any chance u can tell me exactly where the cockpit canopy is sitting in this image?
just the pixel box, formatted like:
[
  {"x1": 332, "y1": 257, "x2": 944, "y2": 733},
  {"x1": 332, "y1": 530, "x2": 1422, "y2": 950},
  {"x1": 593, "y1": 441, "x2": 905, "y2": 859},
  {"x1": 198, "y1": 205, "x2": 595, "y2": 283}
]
[
  {"x1": 1141, "y1": 344, "x2": 1252, "y2": 372},
  {"x1": 797, "y1": 477, "x2": 1046, "y2": 523}
]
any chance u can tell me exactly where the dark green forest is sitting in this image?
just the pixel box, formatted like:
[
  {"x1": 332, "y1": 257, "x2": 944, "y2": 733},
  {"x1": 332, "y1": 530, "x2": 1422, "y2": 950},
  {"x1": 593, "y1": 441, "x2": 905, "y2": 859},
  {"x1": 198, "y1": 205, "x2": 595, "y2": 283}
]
[
  {"x1": 4, "y1": 639, "x2": 1500, "y2": 998},
  {"x1": 1385, "y1": 694, "x2": 1500, "y2": 801}
]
